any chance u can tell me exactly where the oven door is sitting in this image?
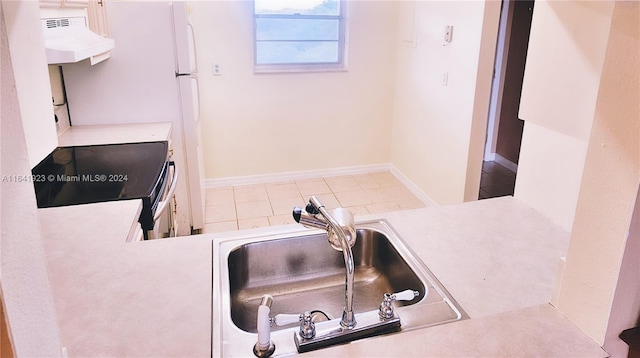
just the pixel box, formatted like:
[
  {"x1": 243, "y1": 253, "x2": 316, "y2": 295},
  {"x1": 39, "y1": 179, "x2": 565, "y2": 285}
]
[{"x1": 148, "y1": 161, "x2": 178, "y2": 239}]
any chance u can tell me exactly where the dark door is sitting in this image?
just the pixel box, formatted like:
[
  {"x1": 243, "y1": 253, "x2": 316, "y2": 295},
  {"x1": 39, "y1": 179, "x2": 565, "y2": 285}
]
[{"x1": 495, "y1": 0, "x2": 535, "y2": 165}]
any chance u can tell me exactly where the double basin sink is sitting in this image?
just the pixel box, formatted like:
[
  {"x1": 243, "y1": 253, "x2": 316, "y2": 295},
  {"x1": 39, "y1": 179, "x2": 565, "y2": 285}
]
[{"x1": 213, "y1": 220, "x2": 467, "y2": 356}]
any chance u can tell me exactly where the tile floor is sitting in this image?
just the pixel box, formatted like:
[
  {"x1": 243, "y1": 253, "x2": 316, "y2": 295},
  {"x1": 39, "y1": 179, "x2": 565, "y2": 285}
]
[
  {"x1": 478, "y1": 160, "x2": 517, "y2": 200},
  {"x1": 203, "y1": 171, "x2": 428, "y2": 233}
]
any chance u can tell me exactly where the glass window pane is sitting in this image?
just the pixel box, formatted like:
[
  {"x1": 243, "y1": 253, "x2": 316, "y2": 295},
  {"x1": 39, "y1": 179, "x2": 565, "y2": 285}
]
[
  {"x1": 256, "y1": 41, "x2": 339, "y2": 64},
  {"x1": 255, "y1": 0, "x2": 340, "y2": 16},
  {"x1": 256, "y1": 18, "x2": 339, "y2": 41}
]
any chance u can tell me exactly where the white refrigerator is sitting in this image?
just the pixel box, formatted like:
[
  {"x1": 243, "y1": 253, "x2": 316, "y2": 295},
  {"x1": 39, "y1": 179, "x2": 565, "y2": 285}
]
[{"x1": 62, "y1": 1, "x2": 206, "y2": 235}]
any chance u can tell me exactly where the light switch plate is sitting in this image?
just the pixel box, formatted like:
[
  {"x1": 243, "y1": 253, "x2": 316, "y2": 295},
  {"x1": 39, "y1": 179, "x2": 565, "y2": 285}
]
[{"x1": 444, "y1": 25, "x2": 453, "y2": 43}]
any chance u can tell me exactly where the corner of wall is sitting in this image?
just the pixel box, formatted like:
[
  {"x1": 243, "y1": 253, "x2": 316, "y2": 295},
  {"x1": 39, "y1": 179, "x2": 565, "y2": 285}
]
[
  {"x1": 3, "y1": 0, "x2": 58, "y2": 168},
  {"x1": 603, "y1": 183, "x2": 640, "y2": 357},
  {"x1": 554, "y1": 0, "x2": 640, "y2": 345},
  {"x1": 463, "y1": 0, "x2": 502, "y2": 202},
  {"x1": 1, "y1": 2, "x2": 64, "y2": 355}
]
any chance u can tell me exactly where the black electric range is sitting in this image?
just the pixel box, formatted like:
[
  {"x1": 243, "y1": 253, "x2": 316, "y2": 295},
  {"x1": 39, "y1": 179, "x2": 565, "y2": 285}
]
[{"x1": 32, "y1": 141, "x2": 170, "y2": 238}]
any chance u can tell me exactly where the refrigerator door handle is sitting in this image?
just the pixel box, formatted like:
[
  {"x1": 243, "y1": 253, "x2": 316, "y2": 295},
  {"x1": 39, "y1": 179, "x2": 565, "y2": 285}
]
[{"x1": 186, "y1": 22, "x2": 198, "y2": 73}]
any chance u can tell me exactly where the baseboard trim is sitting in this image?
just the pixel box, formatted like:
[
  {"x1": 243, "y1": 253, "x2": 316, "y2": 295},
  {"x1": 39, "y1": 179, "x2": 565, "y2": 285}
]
[
  {"x1": 388, "y1": 164, "x2": 438, "y2": 207},
  {"x1": 494, "y1": 153, "x2": 518, "y2": 172},
  {"x1": 485, "y1": 153, "x2": 518, "y2": 172},
  {"x1": 205, "y1": 164, "x2": 391, "y2": 188}
]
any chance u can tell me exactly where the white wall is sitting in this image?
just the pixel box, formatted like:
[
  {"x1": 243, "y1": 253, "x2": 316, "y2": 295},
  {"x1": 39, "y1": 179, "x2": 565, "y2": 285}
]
[
  {"x1": 189, "y1": 0, "x2": 398, "y2": 179},
  {"x1": 605, "y1": 185, "x2": 640, "y2": 357},
  {"x1": 517, "y1": 0, "x2": 640, "y2": 347},
  {"x1": 390, "y1": 0, "x2": 500, "y2": 204},
  {"x1": 555, "y1": 0, "x2": 640, "y2": 347},
  {"x1": 515, "y1": 0, "x2": 614, "y2": 231},
  {"x1": 2, "y1": 0, "x2": 58, "y2": 169},
  {"x1": 516, "y1": 122, "x2": 587, "y2": 231},
  {"x1": 0, "y1": 1, "x2": 63, "y2": 355}
]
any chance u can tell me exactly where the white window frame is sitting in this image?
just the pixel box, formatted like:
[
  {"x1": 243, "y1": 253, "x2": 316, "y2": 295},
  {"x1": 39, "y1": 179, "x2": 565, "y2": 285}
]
[{"x1": 253, "y1": 0, "x2": 348, "y2": 73}]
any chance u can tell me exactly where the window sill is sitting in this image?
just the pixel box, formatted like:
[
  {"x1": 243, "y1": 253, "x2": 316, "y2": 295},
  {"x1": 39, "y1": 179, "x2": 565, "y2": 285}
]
[{"x1": 253, "y1": 64, "x2": 348, "y2": 74}]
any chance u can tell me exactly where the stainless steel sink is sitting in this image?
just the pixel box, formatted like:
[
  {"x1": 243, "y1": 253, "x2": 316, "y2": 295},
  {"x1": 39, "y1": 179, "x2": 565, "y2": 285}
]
[{"x1": 213, "y1": 220, "x2": 467, "y2": 356}]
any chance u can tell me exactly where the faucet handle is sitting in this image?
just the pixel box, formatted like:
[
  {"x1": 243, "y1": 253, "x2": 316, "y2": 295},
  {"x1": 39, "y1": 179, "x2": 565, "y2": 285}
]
[
  {"x1": 274, "y1": 312, "x2": 316, "y2": 339},
  {"x1": 392, "y1": 289, "x2": 420, "y2": 301},
  {"x1": 299, "y1": 311, "x2": 316, "y2": 339},
  {"x1": 273, "y1": 313, "x2": 301, "y2": 326},
  {"x1": 379, "y1": 289, "x2": 420, "y2": 320}
]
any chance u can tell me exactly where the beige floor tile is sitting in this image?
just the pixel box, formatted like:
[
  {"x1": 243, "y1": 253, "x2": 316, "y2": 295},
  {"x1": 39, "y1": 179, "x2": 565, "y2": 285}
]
[
  {"x1": 205, "y1": 203, "x2": 236, "y2": 223},
  {"x1": 296, "y1": 179, "x2": 331, "y2": 196},
  {"x1": 203, "y1": 170, "x2": 425, "y2": 232},
  {"x1": 203, "y1": 221, "x2": 237, "y2": 233},
  {"x1": 366, "y1": 202, "x2": 401, "y2": 214},
  {"x1": 346, "y1": 205, "x2": 369, "y2": 216},
  {"x1": 388, "y1": 186, "x2": 418, "y2": 200},
  {"x1": 238, "y1": 217, "x2": 270, "y2": 230},
  {"x1": 366, "y1": 186, "x2": 415, "y2": 203},
  {"x1": 205, "y1": 187, "x2": 234, "y2": 206},
  {"x1": 352, "y1": 173, "x2": 381, "y2": 190},
  {"x1": 236, "y1": 200, "x2": 273, "y2": 220},
  {"x1": 304, "y1": 193, "x2": 340, "y2": 209},
  {"x1": 397, "y1": 198, "x2": 428, "y2": 210},
  {"x1": 334, "y1": 190, "x2": 373, "y2": 207},
  {"x1": 365, "y1": 187, "x2": 392, "y2": 202},
  {"x1": 265, "y1": 182, "x2": 300, "y2": 199},
  {"x1": 324, "y1": 175, "x2": 360, "y2": 193},
  {"x1": 234, "y1": 184, "x2": 268, "y2": 203},
  {"x1": 370, "y1": 171, "x2": 402, "y2": 187},
  {"x1": 269, "y1": 214, "x2": 297, "y2": 226},
  {"x1": 270, "y1": 195, "x2": 304, "y2": 215}
]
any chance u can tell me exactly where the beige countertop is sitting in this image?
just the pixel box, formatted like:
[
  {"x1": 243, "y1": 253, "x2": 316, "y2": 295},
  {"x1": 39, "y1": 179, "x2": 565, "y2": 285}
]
[
  {"x1": 39, "y1": 200, "x2": 212, "y2": 357},
  {"x1": 57, "y1": 122, "x2": 172, "y2": 147},
  {"x1": 38, "y1": 196, "x2": 607, "y2": 357}
]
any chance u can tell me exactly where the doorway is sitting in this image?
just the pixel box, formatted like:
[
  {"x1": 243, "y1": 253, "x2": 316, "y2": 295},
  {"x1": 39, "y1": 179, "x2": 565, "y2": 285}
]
[{"x1": 480, "y1": 0, "x2": 535, "y2": 200}]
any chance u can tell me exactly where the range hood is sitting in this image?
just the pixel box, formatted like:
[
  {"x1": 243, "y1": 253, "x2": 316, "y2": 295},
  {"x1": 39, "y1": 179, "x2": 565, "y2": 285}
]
[{"x1": 41, "y1": 16, "x2": 114, "y2": 65}]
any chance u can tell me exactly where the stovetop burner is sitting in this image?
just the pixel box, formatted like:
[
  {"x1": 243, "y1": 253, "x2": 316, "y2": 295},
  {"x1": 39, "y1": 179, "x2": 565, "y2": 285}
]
[{"x1": 32, "y1": 141, "x2": 168, "y2": 208}]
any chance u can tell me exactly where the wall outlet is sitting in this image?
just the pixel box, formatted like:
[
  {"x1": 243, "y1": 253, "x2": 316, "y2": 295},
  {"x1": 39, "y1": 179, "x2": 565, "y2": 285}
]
[{"x1": 213, "y1": 63, "x2": 222, "y2": 76}]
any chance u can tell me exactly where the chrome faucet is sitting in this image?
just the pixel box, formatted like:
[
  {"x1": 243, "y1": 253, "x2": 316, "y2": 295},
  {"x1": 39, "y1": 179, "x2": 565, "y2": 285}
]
[{"x1": 293, "y1": 196, "x2": 357, "y2": 328}]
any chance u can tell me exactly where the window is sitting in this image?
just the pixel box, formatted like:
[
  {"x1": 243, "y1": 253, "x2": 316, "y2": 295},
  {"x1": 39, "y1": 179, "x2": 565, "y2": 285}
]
[{"x1": 253, "y1": 0, "x2": 346, "y2": 72}]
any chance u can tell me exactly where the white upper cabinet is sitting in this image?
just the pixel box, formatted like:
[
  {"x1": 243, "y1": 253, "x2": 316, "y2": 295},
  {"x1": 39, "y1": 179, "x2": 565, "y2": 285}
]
[
  {"x1": 39, "y1": 0, "x2": 90, "y2": 9},
  {"x1": 87, "y1": 0, "x2": 109, "y2": 37},
  {"x1": 87, "y1": 0, "x2": 110, "y2": 64}
]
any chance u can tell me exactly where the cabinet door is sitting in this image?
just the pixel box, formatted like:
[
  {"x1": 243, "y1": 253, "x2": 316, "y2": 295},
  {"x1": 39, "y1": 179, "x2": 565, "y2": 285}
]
[
  {"x1": 87, "y1": 0, "x2": 111, "y2": 64},
  {"x1": 87, "y1": 0, "x2": 109, "y2": 37},
  {"x1": 39, "y1": 0, "x2": 63, "y2": 8},
  {"x1": 39, "y1": 0, "x2": 89, "y2": 8},
  {"x1": 63, "y1": 0, "x2": 90, "y2": 8}
]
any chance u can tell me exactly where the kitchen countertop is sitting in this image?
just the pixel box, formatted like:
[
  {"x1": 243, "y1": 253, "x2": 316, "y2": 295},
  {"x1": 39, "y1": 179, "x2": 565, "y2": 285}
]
[
  {"x1": 57, "y1": 122, "x2": 172, "y2": 147},
  {"x1": 39, "y1": 199, "x2": 213, "y2": 357},
  {"x1": 38, "y1": 196, "x2": 607, "y2": 357}
]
